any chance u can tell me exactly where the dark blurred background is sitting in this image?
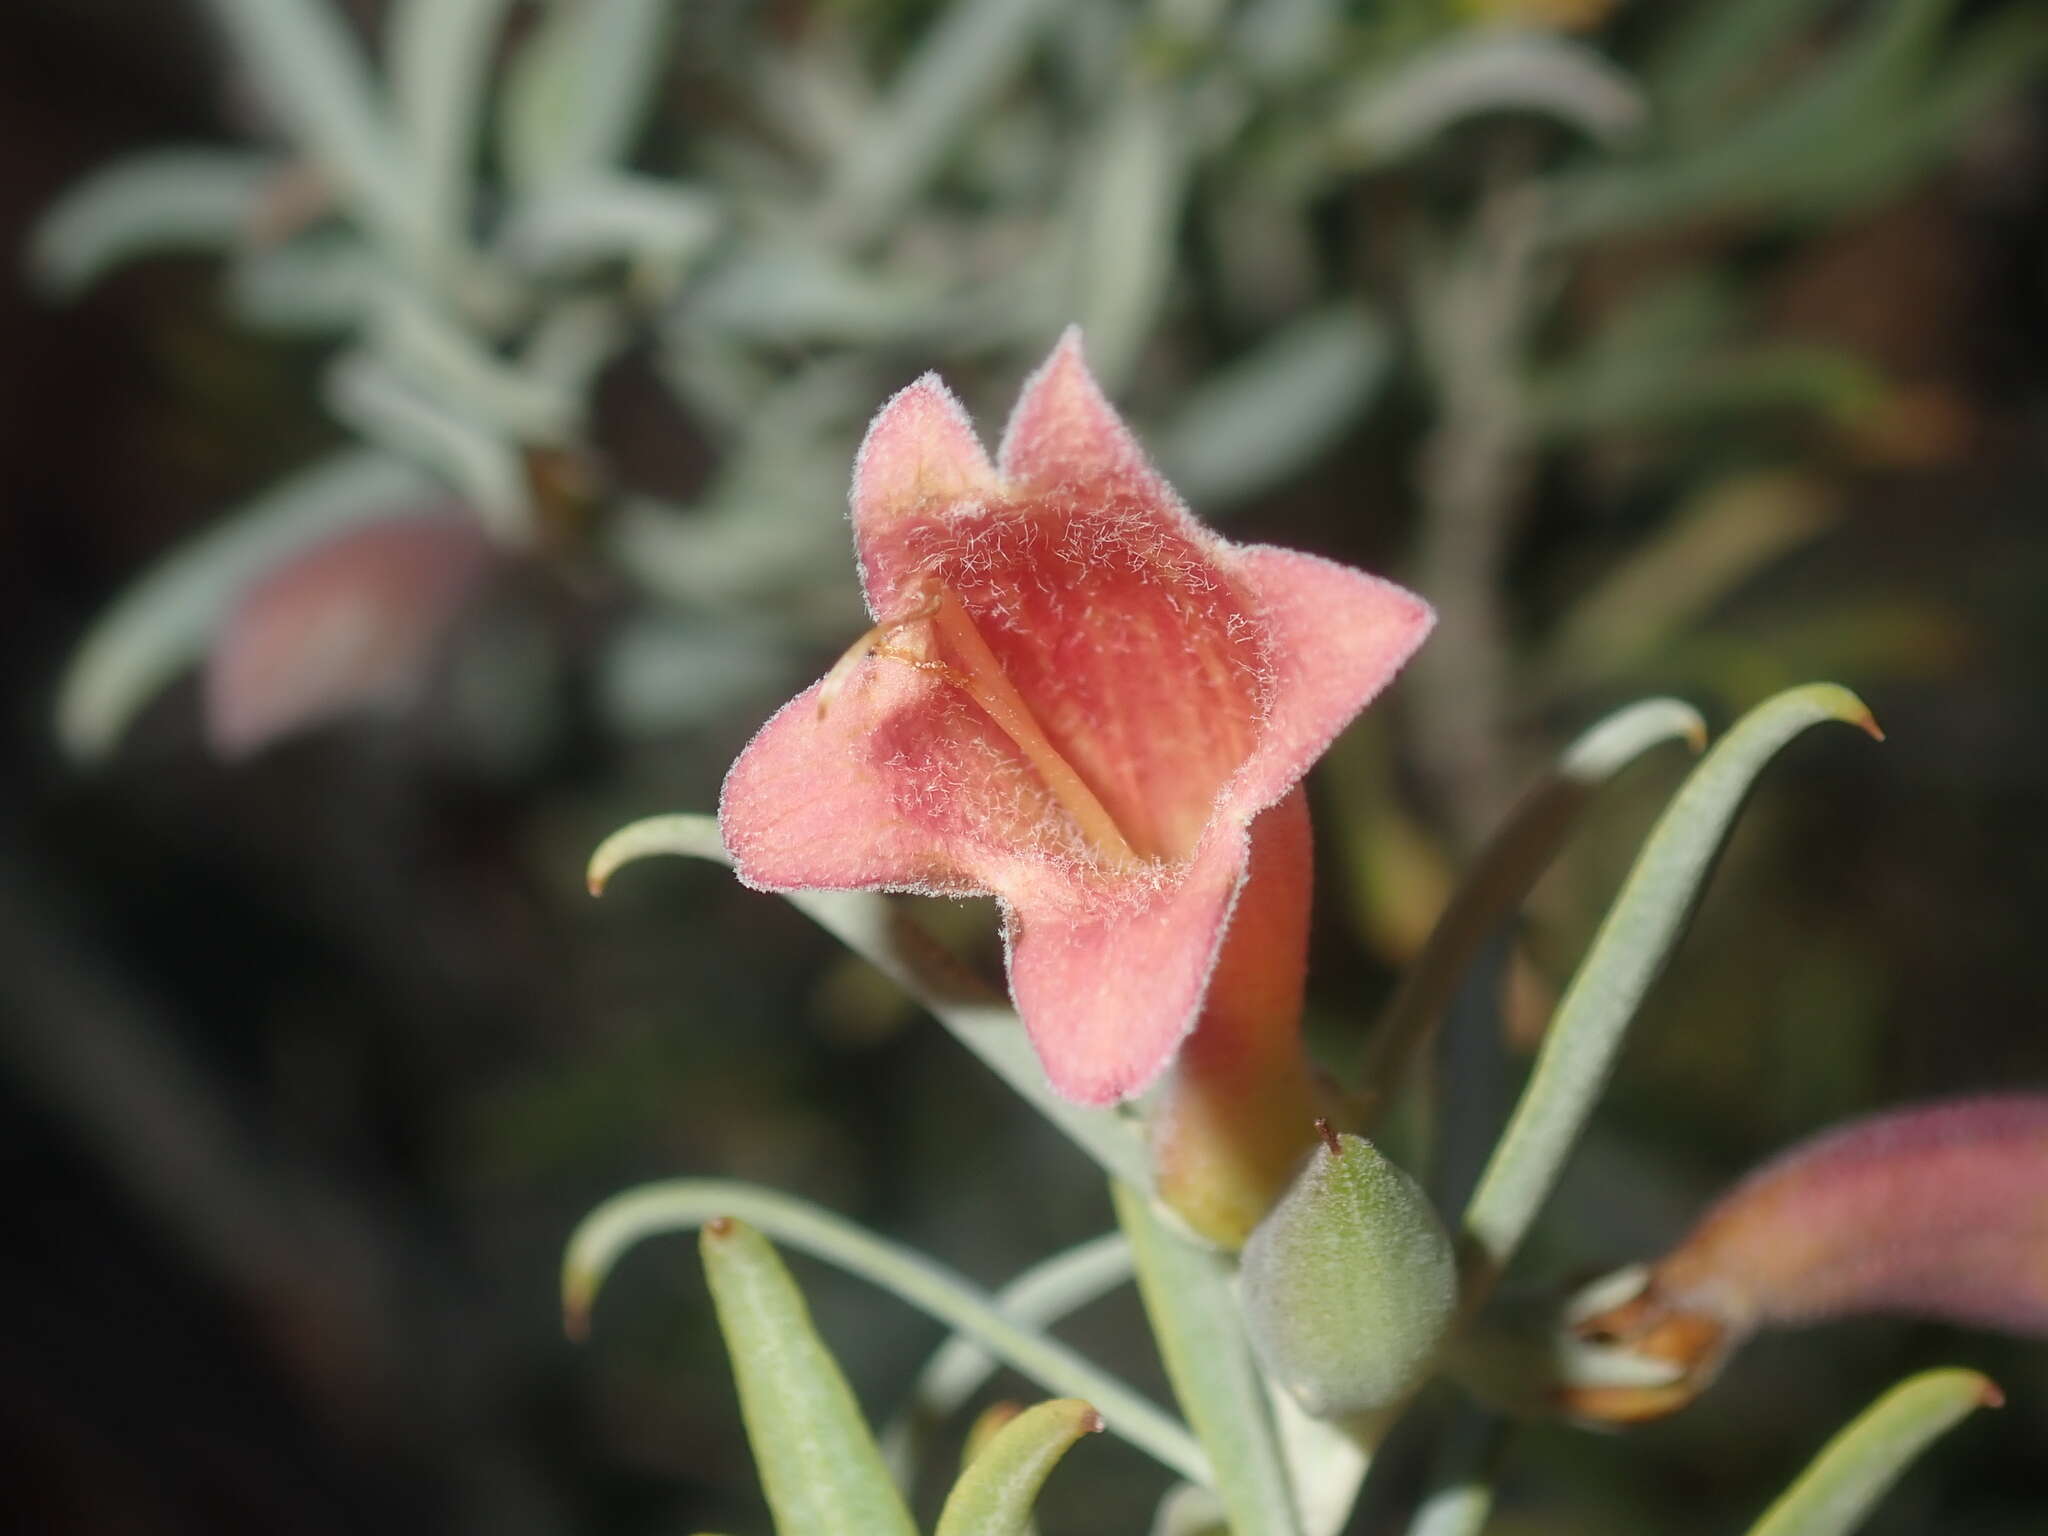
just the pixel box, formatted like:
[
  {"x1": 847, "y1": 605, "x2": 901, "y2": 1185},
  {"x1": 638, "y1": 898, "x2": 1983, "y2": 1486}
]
[{"x1": 4, "y1": 1, "x2": 2046, "y2": 1532}]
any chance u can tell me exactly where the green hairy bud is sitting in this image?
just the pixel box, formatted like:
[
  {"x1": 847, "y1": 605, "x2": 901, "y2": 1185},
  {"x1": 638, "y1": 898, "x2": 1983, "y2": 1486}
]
[{"x1": 1240, "y1": 1125, "x2": 1457, "y2": 1417}]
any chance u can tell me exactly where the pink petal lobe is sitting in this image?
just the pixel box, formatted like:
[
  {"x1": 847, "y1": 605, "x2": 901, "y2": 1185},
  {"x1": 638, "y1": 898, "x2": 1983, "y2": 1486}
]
[
  {"x1": 1228, "y1": 545, "x2": 1435, "y2": 816},
  {"x1": 997, "y1": 328, "x2": 1182, "y2": 511},
  {"x1": 719, "y1": 666, "x2": 974, "y2": 894},
  {"x1": 852, "y1": 375, "x2": 998, "y2": 612},
  {"x1": 1003, "y1": 824, "x2": 1249, "y2": 1105}
]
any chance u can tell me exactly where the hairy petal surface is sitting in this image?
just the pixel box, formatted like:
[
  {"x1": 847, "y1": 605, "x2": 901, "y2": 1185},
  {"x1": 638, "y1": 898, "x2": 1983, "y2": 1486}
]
[
  {"x1": 1004, "y1": 822, "x2": 1249, "y2": 1105},
  {"x1": 1227, "y1": 545, "x2": 1436, "y2": 817}
]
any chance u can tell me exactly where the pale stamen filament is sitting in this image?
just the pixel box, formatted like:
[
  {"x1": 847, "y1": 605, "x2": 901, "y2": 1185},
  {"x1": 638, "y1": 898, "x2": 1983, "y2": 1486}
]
[
  {"x1": 927, "y1": 590, "x2": 1142, "y2": 869},
  {"x1": 815, "y1": 591, "x2": 942, "y2": 720},
  {"x1": 818, "y1": 585, "x2": 1142, "y2": 870}
]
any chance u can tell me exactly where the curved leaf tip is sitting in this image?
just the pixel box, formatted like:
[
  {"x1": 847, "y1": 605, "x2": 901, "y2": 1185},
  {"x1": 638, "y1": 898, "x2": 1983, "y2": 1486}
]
[
  {"x1": 587, "y1": 811, "x2": 727, "y2": 895},
  {"x1": 937, "y1": 1397, "x2": 1106, "y2": 1536},
  {"x1": 1744, "y1": 1368, "x2": 1999, "y2": 1536},
  {"x1": 1460, "y1": 681, "x2": 1886, "y2": 1286}
]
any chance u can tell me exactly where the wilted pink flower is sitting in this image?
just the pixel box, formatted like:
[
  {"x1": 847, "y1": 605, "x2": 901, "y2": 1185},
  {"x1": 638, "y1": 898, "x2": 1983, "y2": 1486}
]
[
  {"x1": 204, "y1": 509, "x2": 491, "y2": 759},
  {"x1": 719, "y1": 331, "x2": 1432, "y2": 1105},
  {"x1": 1564, "y1": 1093, "x2": 2048, "y2": 1422}
]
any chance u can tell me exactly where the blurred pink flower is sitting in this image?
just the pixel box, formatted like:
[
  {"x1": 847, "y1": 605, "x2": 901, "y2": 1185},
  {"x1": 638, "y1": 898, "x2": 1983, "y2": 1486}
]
[
  {"x1": 719, "y1": 331, "x2": 1432, "y2": 1104},
  {"x1": 1565, "y1": 1093, "x2": 2048, "y2": 1422},
  {"x1": 204, "y1": 509, "x2": 490, "y2": 759}
]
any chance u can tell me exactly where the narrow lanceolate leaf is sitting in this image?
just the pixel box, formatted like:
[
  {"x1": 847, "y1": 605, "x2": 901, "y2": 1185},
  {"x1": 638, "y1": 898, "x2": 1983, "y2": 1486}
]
[
  {"x1": 198, "y1": 0, "x2": 422, "y2": 260},
  {"x1": 819, "y1": 0, "x2": 1068, "y2": 248},
  {"x1": 1155, "y1": 303, "x2": 1393, "y2": 511},
  {"x1": 1647, "y1": 0, "x2": 1841, "y2": 142},
  {"x1": 388, "y1": 0, "x2": 519, "y2": 256},
  {"x1": 27, "y1": 149, "x2": 278, "y2": 298},
  {"x1": 1072, "y1": 88, "x2": 1185, "y2": 392},
  {"x1": 1357, "y1": 698, "x2": 1705, "y2": 1118},
  {"x1": 586, "y1": 814, "x2": 1146, "y2": 1187},
  {"x1": 324, "y1": 350, "x2": 534, "y2": 542},
  {"x1": 887, "y1": 1232, "x2": 1132, "y2": 1477},
  {"x1": 565, "y1": 1181, "x2": 1206, "y2": 1485},
  {"x1": 56, "y1": 449, "x2": 436, "y2": 763},
  {"x1": 1461, "y1": 685, "x2": 1882, "y2": 1289},
  {"x1": 499, "y1": 0, "x2": 675, "y2": 193},
  {"x1": 1743, "y1": 1369, "x2": 1999, "y2": 1536},
  {"x1": 1335, "y1": 31, "x2": 1645, "y2": 164},
  {"x1": 935, "y1": 1398, "x2": 1103, "y2": 1536},
  {"x1": 499, "y1": 174, "x2": 721, "y2": 280},
  {"x1": 1114, "y1": 1183, "x2": 1302, "y2": 1536},
  {"x1": 699, "y1": 1218, "x2": 918, "y2": 1536}
]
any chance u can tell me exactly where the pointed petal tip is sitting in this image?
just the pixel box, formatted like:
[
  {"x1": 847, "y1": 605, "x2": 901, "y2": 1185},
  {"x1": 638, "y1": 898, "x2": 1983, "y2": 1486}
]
[
  {"x1": 851, "y1": 371, "x2": 995, "y2": 533},
  {"x1": 1008, "y1": 829, "x2": 1249, "y2": 1106},
  {"x1": 1225, "y1": 547, "x2": 1437, "y2": 816},
  {"x1": 998, "y1": 327, "x2": 1157, "y2": 494}
]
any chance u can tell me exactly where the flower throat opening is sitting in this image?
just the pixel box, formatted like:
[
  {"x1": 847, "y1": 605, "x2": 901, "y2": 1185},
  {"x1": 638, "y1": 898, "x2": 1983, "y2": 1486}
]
[{"x1": 818, "y1": 586, "x2": 1142, "y2": 870}]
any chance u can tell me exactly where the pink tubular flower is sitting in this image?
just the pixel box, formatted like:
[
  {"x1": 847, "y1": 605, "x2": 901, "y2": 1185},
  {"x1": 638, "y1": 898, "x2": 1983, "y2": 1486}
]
[
  {"x1": 719, "y1": 330, "x2": 1433, "y2": 1106},
  {"x1": 1562, "y1": 1093, "x2": 2048, "y2": 1423}
]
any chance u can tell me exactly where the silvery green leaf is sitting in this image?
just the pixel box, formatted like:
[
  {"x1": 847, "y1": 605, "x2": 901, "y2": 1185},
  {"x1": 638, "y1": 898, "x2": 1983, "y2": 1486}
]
[
  {"x1": 1357, "y1": 699, "x2": 1707, "y2": 1123},
  {"x1": 690, "y1": 244, "x2": 937, "y2": 347},
  {"x1": 325, "y1": 350, "x2": 533, "y2": 542},
  {"x1": 367, "y1": 289, "x2": 579, "y2": 440},
  {"x1": 198, "y1": 0, "x2": 423, "y2": 260},
  {"x1": 520, "y1": 296, "x2": 629, "y2": 396},
  {"x1": 1806, "y1": 7, "x2": 2048, "y2": 215},
  {"x1": 1234, "y1": 0, "x2": 1341, "y2": 85},
  {"x1": 1461, "y1": 686, "x2": 1884, "y2": 1289},
  {"x1": 1647, "y1": 0, "x2": 1842, "y2": 142},
  {"x1": 225, "y1": 233, "x2": 381, "y2": 334},
  {"x1": 697, "y1": 1219, "x2": 920, "y2": 1536},
  {"x1": 500, "y1": 174, "x2": 722, "y2": 281},
  {"x1": 1527, "y1": 342, "x2": 1884, "y2": 438},
  {"x1": 499, "y1": 0, "x2": 674, "y2": 193},
  {"x1": 55, "y1": 448, "x2": 435, "y2": 763},
  {"x1": 1744, "y1": 1370, "x2": 2000, "y2": 1536},
  {"x1": 27, "y1": 149, "x2": 277, "y2": 298},
  {"x1": 1335, "y1": 30, "x2": 1646, "y2": 166},
  {"x1": 389, "y1": 0, "x2": 519, "y2": 253},
  {"x1": 1545, "y1": 0, "x2": 1979, "y2": 240},
  {"x1": 1156, "y1": 304, "x2": 1392, "y2": 510},
  {"x1": 933, "y1": 1398, "x2": 1102, "y2": 1536},
  {"x1": 819, "y1": 0, "x2": 1070, "y2": 248},
  {"x1": 1072, "y1": 86, "x2": 1186, "y2": 393}
]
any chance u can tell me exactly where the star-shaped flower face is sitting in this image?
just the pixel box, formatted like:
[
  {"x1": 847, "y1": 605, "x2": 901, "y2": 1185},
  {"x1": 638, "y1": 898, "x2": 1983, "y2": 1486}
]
[{"x1": 720, "y1": 331, "x2": 1432, "y2": 1104}]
